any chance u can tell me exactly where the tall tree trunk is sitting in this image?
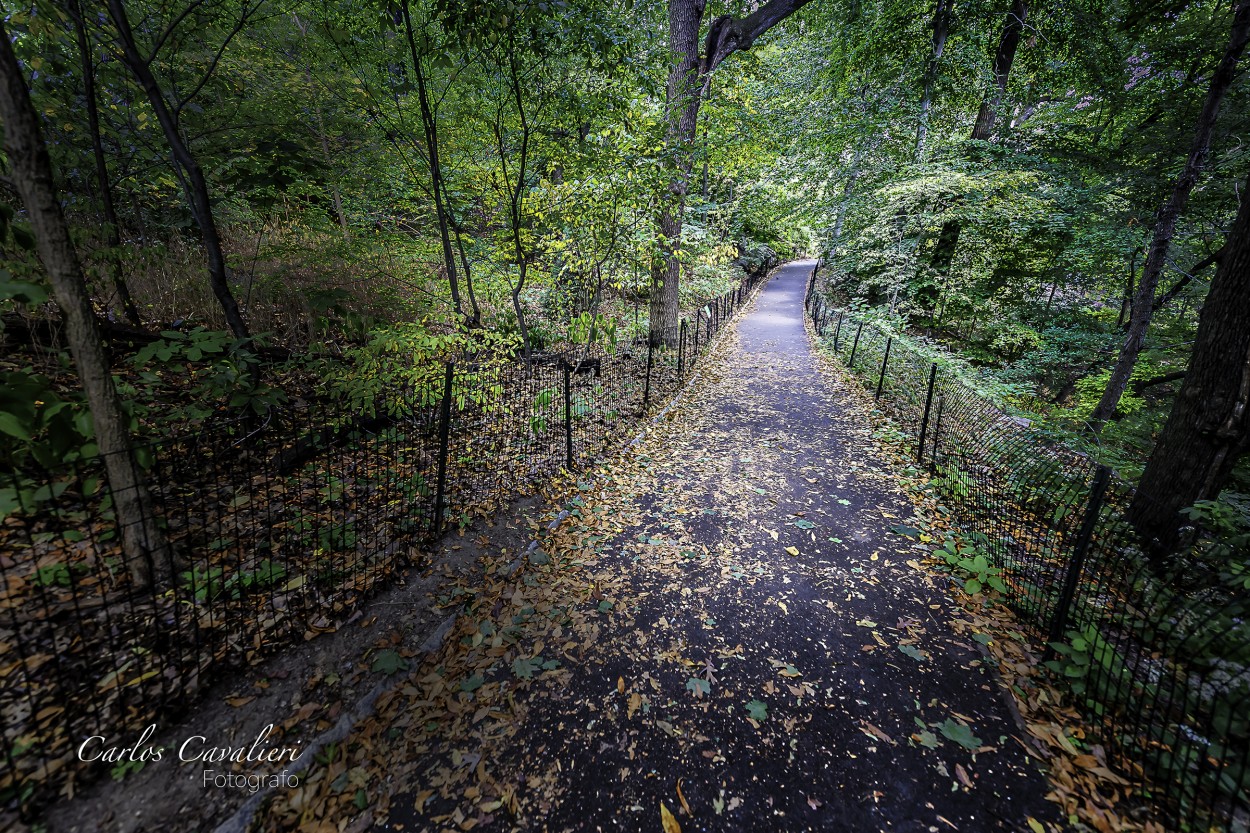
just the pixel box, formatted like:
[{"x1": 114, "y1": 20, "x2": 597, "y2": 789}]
[
  {"x1": 0, "y1": 22, "x2": 171, "y2": 588},
  {"x1": 105, "y1": 0, "x2": 252, "y2": 342},
  {"x1": 649, "y1": 0, "x2": 706, "y2": 348},
  {"x1": 970, "y1": 0, "x2": 1027, "y2": 142},
  {"x1": 649, "y1": 0, "x2": 815, "y2": 348},
  {"x1": 915, "y1": 0, "x2": 953, "y2": 161},
  {"x1": 70, "y1": 0, "x2": 141, "y2": 325},
  {"x1": 1127, "y1": 171, "x2": 1250, "y2": 554},
  {"x1": 828, "y1": 145, "x2": 862, "y2": 262},
  {"x1": 1090, "y1": 0, "x2": 1250, "y2": 428},
  {"x1": 930, "y1": 0, "x2": 1028, "y2": 275},
  {"x1": 400, "y1": 0, "x2": 467, "y2": 323},
  {"x1": 496, "y1": 45, "x2": 533, "y2": 358}
]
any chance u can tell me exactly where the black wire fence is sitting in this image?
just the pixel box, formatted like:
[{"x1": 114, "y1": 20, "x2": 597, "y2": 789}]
[
  {"x1": 0, "y1": 271, "x2": 764, "y2": 818},
  {"x1": 806, "y1": 291, "x2": 1249, "y2": 833}
]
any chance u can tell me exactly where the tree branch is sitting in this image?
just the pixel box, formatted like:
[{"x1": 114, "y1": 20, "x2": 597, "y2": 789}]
[
  {"x1": 1131, "y1": 370, "x2": 1186, "y2": 394},
  {"x1": 701, "y1": 0, "x2": 815, "y2": 74},
  {"x1": 1151, "y1": 245, "x2": 1225, "y2": 314}
]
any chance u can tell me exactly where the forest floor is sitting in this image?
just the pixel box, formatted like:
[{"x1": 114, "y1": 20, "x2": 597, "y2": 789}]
[{"x1": 252, "y1": 261, "x2": 1063, "y2": 833}]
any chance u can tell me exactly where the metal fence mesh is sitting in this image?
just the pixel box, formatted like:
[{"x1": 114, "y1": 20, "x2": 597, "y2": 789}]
[
  {"x1": 0, "y1": 272, "x2": 763, "y2": 816},
  {"x1": 808, "y1": 297, "x2": 1249, "y2": 833}
]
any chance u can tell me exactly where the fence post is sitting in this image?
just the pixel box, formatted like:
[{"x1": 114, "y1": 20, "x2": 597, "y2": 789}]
[
  {"x1": 563, "y1": 360, "x2": 574, "y2": 471},
  {"x1": 875, "y1": 337, "x2": 892, "y2": 399},
  {"x1": 930, "y1": 393, "x2": 945, "y2": 473},
  {"x1": 917, "y1": 363, "x2": 938, "y2": 463},
  {"x1": 643, "y1": 338, "x2": 654, "y2": 411},
  {"x1": 694, "y1": 311, "x2": 700, "y2": 354},
  {"x1": 1045, "y1": 465, "x2": 1112, "y2": 654},
  {"x1": 833, "y1": 311, "x2": 844, "y2": 351},
  {"x1": 848, "y1": 321, "x2": 865, "y2": 369},
  {"x1": 678, "y1": 319, "x2": 686, "y2": 375},
  {"x1": 432, "y1": 361, "x2": 454, "y2": 534}
]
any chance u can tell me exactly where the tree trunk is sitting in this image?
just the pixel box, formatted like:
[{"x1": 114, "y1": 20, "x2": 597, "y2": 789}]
[
  {"x1": 650, "y1": 0, "x2": 706, "y2": 348},
  {"x1": 828, "y1": 145, "x2": 862, "y2": 262},
  {"x1": 105, "y1": 0, "x2": 251, "y2": 342},
  {"x1": 929, "y1": 0, "x2": 1029, "y2": 275},
  {"x1": 915, "y1": 0, "x2": 953, "y2": 161},
  {"x1": 1128, "y1": 171, "x2": 1250, "y2": 554},
  {"x1": 970, "y1": 0, "x2": 1028, "y2": 142},
  {"x1": 1090, "y1": 0, "x2": 1250, "y2": 429},
  {"x1": 649, "y1": 0, "x2": 815, "y2": 348},
  {"x1": 0, "y1": 21, "x2": 171, "y2": 589},
  {"x1": 71, "y1": 0, "x2": 141, "y2": 325},
  {"x1": 401, "y1": 0, "x2": 466, "y2": 323}
]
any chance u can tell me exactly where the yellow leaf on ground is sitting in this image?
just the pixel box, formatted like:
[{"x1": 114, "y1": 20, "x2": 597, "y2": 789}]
[
  {"x1": 1027, "y1": 817, "x2": 1045, "y2": 833},
  {"x1": 784, "y1": 546, "x2": 799, "y2": 556},
  {"x1": 661, "y1": 801, "x2": 682, "y2": 833}
]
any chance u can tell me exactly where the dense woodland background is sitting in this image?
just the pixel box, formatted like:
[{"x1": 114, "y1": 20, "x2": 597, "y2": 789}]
[{"x1": 1, "y1": 0, "x2": 1249, "y2": 561}]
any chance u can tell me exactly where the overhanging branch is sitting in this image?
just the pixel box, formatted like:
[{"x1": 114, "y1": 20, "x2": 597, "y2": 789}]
[{"x1": 702, "y1": 0, "x2": 815, "y2": 74}]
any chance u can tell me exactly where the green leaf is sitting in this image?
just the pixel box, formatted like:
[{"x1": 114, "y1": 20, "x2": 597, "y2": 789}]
[
  {"x1": 915, "y1": 730, "x2": 941, "y2": 749},
  {"x1": 898, "y1": 644, "x2": 926, "y2": 662},
  {"x1": 460, "y1": 674, "x2": 485, "y2": 692},
  {"x1": 0, "y1": 411, "x2": 32, "y2": 441},
  {"x1": 964, "y1": 578, "x2": 982, "y2": 595},
  {"x1": 793, "y1": 519, "x2": 816, "y2": 530},
  {"x1": 686, "y1": 677, "x2": 710, "y2": 697},
  {"x1": 745, "y1": 700, "x2": 768, "y2": 721},
  {"x1": 938, "y1": 719, "x2": 982, "y2": 751},
  {"x1": 512, "y1": 656, "x2": 540, "y2": 679},
  {"x1": 370, "y1": 649, "x2": 409, "y2": 676},
  {"x1": 889, "y1": 524, "x2": 921, "y2": 539}
]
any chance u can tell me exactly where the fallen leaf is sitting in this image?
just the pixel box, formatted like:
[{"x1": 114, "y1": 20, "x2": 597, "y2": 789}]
[
  {"x1": 661, "y1": 801, "x2": 681, "y2": 833},
  {"x1": 677, "y1": 779, "x2": 692, "y2": 816}
]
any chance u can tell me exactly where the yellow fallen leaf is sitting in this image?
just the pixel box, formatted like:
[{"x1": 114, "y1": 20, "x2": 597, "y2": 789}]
[
  {"x1": 1027, "y1": 817, "x2": 1045, "y2": 833},
  {"x1": 617, "y1": 676, "x2": 625, "y2": 694},
  {"x1": 784, "y1": 546, "x2": 799, "y2": 556},
  {"x1": 661, "y1": 801, "x2": 681, "y2": 833}
]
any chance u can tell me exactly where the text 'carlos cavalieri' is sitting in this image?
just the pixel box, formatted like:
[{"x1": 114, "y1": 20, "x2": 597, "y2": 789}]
[{"x1": 78, "y1": 723, "x2": 303, "y2": 792}]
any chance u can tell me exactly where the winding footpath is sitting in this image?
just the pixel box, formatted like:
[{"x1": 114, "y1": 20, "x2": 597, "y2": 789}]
[{"x1": 304, "y1": 261, "x2": 1058, "y2": 833}]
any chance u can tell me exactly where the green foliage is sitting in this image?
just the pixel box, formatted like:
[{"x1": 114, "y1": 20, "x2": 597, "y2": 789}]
[
  {"x1": 1045, "y1": 626, "x2": 1132, "y2": 703},
  {"x1": 0, "y1": 371, "x2": 97, "y2": 471},
  {"x1": 179, "y1": 559, "x2": 287, "y2": 603},
  {"x1": 128, "y1": 329, "x2": 288, "y2": 421},
  {"x1": 935, "y1": 535, "x2": 1009, "y2": 596},
  {"x1": 1182, "y1": 493, "x2": 1250, "y2": 592}
]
